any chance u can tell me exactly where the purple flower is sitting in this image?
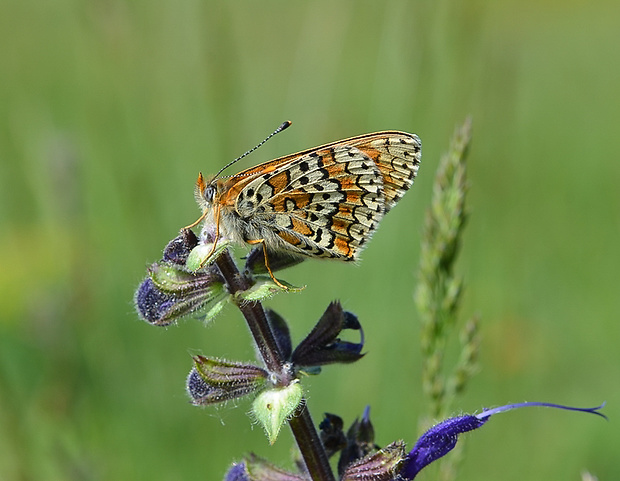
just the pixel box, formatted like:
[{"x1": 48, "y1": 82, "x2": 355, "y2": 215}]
[
  {"x1": 292, "y1": 301, "x2": 365, "y2": 371},
  {"x1": 224, "y1": 462, "x2": 250, "y2": 481},
  {"x1": 400, "y1": 402, "x2": 606, "y2": 479}
]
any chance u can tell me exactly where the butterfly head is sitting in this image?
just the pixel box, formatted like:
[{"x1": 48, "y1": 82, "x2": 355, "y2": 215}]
[{"x1": 194, "y1": 172, "x2": 219, "y2": 210}]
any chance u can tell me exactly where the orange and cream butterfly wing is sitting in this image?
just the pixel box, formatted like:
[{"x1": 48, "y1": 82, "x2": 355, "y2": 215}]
[
  {"x1": 226, "y1": 131, "x2": 421, "y2": 260},
  {"x1": 344, "y1": 131, "x2": 421, "y2": 211}
]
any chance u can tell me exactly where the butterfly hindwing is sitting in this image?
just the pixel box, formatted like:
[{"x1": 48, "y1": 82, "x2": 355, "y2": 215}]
[{"x1": 222, "y1": 131, "x2": 421, "y2": 259}]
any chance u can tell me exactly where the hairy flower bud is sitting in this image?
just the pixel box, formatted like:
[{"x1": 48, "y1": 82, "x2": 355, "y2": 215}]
[
  {"x1": 135, "y1": 264, "x2": 228, "y2": 326},
  {"x1": 187, "y1": 356, "x2": 269, "y2": 405},
  {"x1": 341, "y1": 441, "x2": 406, "y2": 481},
  {"x1": 225, "y1": 455, "x2": 308, "y2": 481},
  {"x1": 162, "y1": 229, "x2": 199, "y2": 266}
]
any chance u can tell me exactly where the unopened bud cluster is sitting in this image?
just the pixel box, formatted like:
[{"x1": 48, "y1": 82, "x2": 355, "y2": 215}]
[{"x1": 135, "y1": 230, "x2": 366, "y2": 450}]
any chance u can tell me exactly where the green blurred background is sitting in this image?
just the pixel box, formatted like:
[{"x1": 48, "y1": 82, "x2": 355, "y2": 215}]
[{"x1": 1, "y1": 1, "x2": 618, "y2": 480}]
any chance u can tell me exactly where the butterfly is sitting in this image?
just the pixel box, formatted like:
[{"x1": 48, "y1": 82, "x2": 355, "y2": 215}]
[{"x1": 187, "y1": 122, "x2": 421, "y2": 287}]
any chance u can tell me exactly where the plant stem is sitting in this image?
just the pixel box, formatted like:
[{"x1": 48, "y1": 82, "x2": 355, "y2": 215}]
[{"x1": 215, "y1": 250, "x2": 335, "y2": 481}]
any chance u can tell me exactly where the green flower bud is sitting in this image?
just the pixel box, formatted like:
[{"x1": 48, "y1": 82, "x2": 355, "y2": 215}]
[
  {"x1": 251, "y1": 381, "x2": 303, "y2": 445},
  {"x1": 186, "y1": 239, "x2": 234, "y2": 272}
]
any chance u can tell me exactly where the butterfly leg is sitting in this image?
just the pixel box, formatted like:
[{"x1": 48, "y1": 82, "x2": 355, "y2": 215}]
[
  {"x1": 181, "y1": 204, "x2": 222, "y2": 268},
  {"x1": 246, "y1": 239, "x2": 289, "y2": 290},
  {"x1": 182, "y1": 209, "x2": 208, "y2": 230},
  {"x1": 197, "y1": 203, "x2": 222, "y2": 268}
]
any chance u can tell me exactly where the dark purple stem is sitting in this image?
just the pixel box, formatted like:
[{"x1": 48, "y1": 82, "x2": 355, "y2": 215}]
[{"x1": 215, "y1": 250, "x2": 335, "y2": 481}]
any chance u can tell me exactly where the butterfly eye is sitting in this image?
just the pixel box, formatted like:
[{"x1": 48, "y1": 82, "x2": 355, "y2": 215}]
[{"x1": 204, "y1": 184, "x2": 216, "y2": 204}]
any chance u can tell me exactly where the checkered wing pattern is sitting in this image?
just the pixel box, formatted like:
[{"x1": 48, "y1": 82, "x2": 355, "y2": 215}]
[{"x1": 223, "y1": 131, "x2": 421, "y2": 260}]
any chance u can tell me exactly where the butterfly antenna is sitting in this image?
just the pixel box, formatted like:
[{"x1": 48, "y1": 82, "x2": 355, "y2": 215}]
[{"x1": 214, "y1": 120, "x2": 292, "y2": 178}]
